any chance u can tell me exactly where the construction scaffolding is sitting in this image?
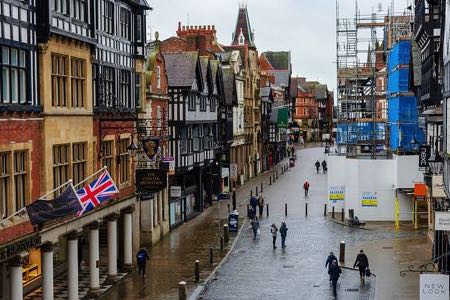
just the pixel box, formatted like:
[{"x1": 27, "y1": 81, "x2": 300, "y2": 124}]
[{"x1": 335, "y1": 0, "x2": 414, "y2": 158}]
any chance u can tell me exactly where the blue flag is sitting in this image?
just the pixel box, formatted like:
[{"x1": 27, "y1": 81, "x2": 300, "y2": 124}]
[{"x1": 26, "y1": 186, "x2": 82, "y2": 226}]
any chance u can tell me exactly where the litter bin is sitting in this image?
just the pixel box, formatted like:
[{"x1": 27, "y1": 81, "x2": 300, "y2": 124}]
[{"x1": 229, "y1": 211, "x2": 239, "y2": 232}]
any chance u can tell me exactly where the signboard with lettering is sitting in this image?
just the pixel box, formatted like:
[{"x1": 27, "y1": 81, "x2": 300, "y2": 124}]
[
  {"x1": 136, "y1": 169, "x2": 167, "y2": 193},
  {"x1": 419, "y1": 145, "x2": 430, "y2": 169},
  {"x1": 329, "y1": 185, "x2": 345, "y2": 203},
  {"x1": 435, "y1": 211, "x2": 450, "y2": 231},
  {"x1": 230, "y1": 164, "x2": 238, "y2": 180},
  {"x1": 0, "y1": 235, "x2": 41, "y2": 262},
  {"x1": 420, "y1": 274, "x2": 449, "y2": 300},
  {"x1": 170, "y1": 186, "x2": 182, "y2": 198},
  {"x1": 361, "y1": 192, "x2": 378, "y2": 207}
]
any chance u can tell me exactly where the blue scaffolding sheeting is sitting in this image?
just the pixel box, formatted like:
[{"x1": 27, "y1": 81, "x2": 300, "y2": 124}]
[
  {"x1": 387, "y1": 41, "x2": 411, "y2": 71},
  {"x1": 389, "y1": 122, "x2": 425, "y2": 152},
  {"x1": 337, "y1": 122, "x2": 386, "y2": 145},
  {"x1": 387, "y1": 68, "x2": 410, "y2": 94},
  {"x1": 388, "y1": 96, "x2": 417, "y2": 122}
]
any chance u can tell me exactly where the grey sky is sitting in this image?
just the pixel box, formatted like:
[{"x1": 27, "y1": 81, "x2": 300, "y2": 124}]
[{"x1": 148, "y1": 0, "x2": 410, "y2": 92}]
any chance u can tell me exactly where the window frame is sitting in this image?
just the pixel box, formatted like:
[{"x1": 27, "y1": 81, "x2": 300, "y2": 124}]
[
  {"x1": 70, "y1": 57, "x2": 86, "y2": 108},
  {"x1": 119, "y1": 69, "x2": 130, "y2": 108},
  {"x1": 119, "y1": 7, "x2": 131, "y2": 40},
  {"x1": 1, "y1": 46, "x2": 28, "y2": 105},
  {"x1": 51, "y1": 54, "x2": 69, "y2": 107},
  {"x1": 13, "y1": 151, "x2": 28, "y2": 212},
  {"x1": 72, "y1": 142, "x2": 86, "y2": 186},
  {"x1": 118, "y1": 138, "x2": 130, "y2": 186},
  {"x1": 0, "y1": 152, "x2": 10, "y2": 220},
  {"x1": 101, "y1": 140, "x2": 115, "y2": 179},
  {"x1": 52, "y1": 144, "x2": 70, "y2": 196},
  {"x1": 103, "y1": 0, "x2": 114, "y2": 35}
]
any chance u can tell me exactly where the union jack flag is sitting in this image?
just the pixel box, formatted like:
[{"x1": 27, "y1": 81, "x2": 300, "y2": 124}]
[{"x1": 76, "y1": 170, "x2": 118, "y2": 216}]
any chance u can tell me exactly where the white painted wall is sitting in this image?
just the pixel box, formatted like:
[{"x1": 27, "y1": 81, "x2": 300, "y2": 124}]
[{"x1": 328, "y1": 155, "x2": 417, "y2": 221}]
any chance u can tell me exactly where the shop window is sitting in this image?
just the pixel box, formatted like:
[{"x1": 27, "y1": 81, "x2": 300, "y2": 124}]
[
  {"x1": 71, "y1": 57, "x2": 86, "y2": 108},
  {"x1": 51, "y1": 54, "x2": 68, "y2": 107},
  {"x1": 53, "y1": 144, "x2": 70, "y2": 196},
  {"x1": 118, "y1": 138, "x2": 130, "y2": 185},
  {"x1": 72, "y1": 142, "x2": 86, "y2": 186}
]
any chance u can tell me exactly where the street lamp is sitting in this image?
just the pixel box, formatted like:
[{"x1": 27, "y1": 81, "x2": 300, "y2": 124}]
[{"x1": 127, "y1": 138, "x2": 138, "y2": 158}]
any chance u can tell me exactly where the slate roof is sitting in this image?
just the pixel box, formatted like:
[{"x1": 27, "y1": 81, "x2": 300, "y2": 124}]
[
  {"x1": 163, "y1": 52, "x2": 199, "y2": 88},
  {"x1": 128, "y1": 0, "x2": 151, "y2": 9},
  {"x1": 222, "y1": 68, "x2": 236, "y2": 105},
  {"x1": 199, "y1": 56, "x2": 210, "y2": 91},
  {"x1": 232, "y1": 6, "x2": 255, "y2": 47},
  {"x1": 210, "y1": 59, "x2": 219, "y2": 94},
  {"x1": 305, "y1": 82, "x2": 328, "y2": 99},
  {"x1": 262, "y1": 51, "x2": 291, "y2": 70},
  {"x1": 290, "y1": 77, "x2": 299, "y2": 98}
]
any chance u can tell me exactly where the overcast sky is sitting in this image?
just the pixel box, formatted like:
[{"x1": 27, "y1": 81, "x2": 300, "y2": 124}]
[{"x1": 148, "y1": 0, "x2": 411, "y2": 92}]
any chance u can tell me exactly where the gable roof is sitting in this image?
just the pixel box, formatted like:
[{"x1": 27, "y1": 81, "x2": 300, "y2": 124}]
[
  {"x1": 163, "y1": 52, "x2": 199, "y2": 88},
  {"x1": 222, "y1": 68, "x2": 236, "y2": 105},
  {"x1": 231, "y1": 5, "x2": 255, "y2": 48},
  {"x1": 262, "y1": 51, "x2": 291, "y2": 70},
  {"x1": 199, "y1": 56, "x2": 210, "y2": 91}
]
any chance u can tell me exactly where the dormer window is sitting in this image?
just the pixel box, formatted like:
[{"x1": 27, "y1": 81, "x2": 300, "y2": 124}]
[{"x1": 238, "y1": 28, "x2": 245, "y2": 45}]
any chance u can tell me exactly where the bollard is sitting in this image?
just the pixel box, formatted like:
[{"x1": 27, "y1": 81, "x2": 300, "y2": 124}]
[
  {"x1": 247, "y1": 204, "x2": 249, "y2": 216},
  {"x1": 332, "y1": 206, "x2": 335, "y2": 219},
  {"x1": 273, "y1": 173, "x2": 276, "y2": 182},
  {"x1": 194, "y1": 260, "x2": 200, "y2": 282},
  {"x1": 209, "y1": 248, "x2": 213, "y2": 265},
  {"x1": 285, "y1": 203, "x2": 287, "y2": 216},
  {"x1": 269, "y1": 176, "x2": 272, "y2": 185},
  {"x1": 250, "y1": 189, "x2": 253, "y2": 198},
  {"x1": 223, "y1": 224, "x2": 229, "y2": 243},
  {"x1": 341, "y1": 208, "x2": 345, "y2": 222},
  {"x1": 232, "y1": 188, "x2": 237, "y2": 211},
  {"x1": 220, "y1": 236, "x2": 224, "y2": 250},
  {"x1": 281, "y1": 167, "x2": 284, "y2": 174},
  {"x1": 276, "y1": 171, "x2": 279, "y2": 180},
  {"x1": 256, "y1": 186, "x2": 258, "y2": 196},
  {"x1": 261, "y1": 182, "x2": 263, "y2": 193},
  {"x1": 305, "y1": 202, "x2": 308, "y2": 217},
  {"x1": 339, "y1": 241, "x2": 345, "y2": 263},
  {"x1": 227, "y1": 203, "x2": 230, "y2": 214},
  {"x1": 324, "y1": 203, "x2": 327, "y2": 216},
  {"x1": 266, "y1": 203, "x2": 269, "y2": 217},
  {"x1": 178, "y1": 281, "x2": 187, "y2": 300}
]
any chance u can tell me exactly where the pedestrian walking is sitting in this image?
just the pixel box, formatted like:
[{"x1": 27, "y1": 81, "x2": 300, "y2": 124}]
[
  {"x1": 322, "y1": 160, "x2": 327, "y2": 173},
  {"x1": 353, "y1": 249, "x2": 369, "y2": 285},
  {"x1": 250, "y1": 196, "x2": 258, "y2": 212},
  {"x1": 303, "y1": 179, "x2": 310, "y2": 197},
  {"x1": 270, "y1": 224, "x2": 278, "y2": 249},
  {"x1": 251, "y1": 217, "x2": 260, "y2": 240},
  {"x1": 257, "y1": 193, "x2": 265, "y2": 217},
  {"x1": 136, "y1": 248, "x2": 150, "y2": 278},
  {"x1": 248, "y1": 206, "x2": 256, "y2": 221},
  {"x1": 315, "y1": 160, "x2": 321, "y2": 173},
  {"x1": 329, "y1": 260, "x2": 342, "y2": 297},
  {"x1": 325, "y1": 252, "x2": 338, "y2": 281},
  {"x1": 280, "y1": 221, "x2": 288, "y2": 248}
]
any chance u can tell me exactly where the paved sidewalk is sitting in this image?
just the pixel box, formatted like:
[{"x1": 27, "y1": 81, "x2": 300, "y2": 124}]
[{"x1": 100, "y1": 157, "x2": 290, "y2": 300}]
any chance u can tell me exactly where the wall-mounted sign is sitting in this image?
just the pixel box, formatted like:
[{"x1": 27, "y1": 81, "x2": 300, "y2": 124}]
[
  {"x1": 435, "y1": 211, "x2": 450, "y2": 231},
  {"x1": 361, "y1": 192, "x2": 378, "y2": 207},
  {"x1": 230, "y1": 164, "x2": 238, "y2": 180},
  {"x1": 329, "y1": 185, "x2": 345, "y2": 203},
  {"x1": 142, "y1": 137, "x2": 161, "y2": 160},
  {"x1": 419, "y1": 273, "x2": 449, "y2": 300},
  {"x1": 136, "y1": 169, "x2": 167, "y2": 192},
  {"x1": 0, "y1": 235, "x2": 41, "y2": 262},
  {"x1": 419, "y1": 145, "x2": 430, "y2": 169},
  {"x1": 163, "y1": 157, "x2": 175, "y2": 176},
  {"x1": 414, "y1": 183, "x2": 428, "y2": 200},
  {"x1": 170, "y1": 186, "x2": 182, "y2": 198},
  {"x1": 432, "y1": 175, "x2": 446, "y2": 198}
]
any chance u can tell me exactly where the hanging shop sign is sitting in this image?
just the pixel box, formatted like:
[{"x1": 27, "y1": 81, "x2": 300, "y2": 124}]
[
  {"x1": 434, "y1": 211, "x2": 450, "y2": 231},
  {"x1": 136, "y1": 169, "x2": 167, "y2": 192},
  {"x1": 230, "y1": 163, "x2": 238, "y2": 180},
  {"x1": 419, "y1": 145, "x2": 430, "y2": 169},
  {"x1": 0, "y1": 234, "x2": 41, "y2": 262},
  {"x1": 414, "y1": 183, "x2": 428, "y2": 201},
  {"x1": 419, "y1": 274, "x2": 449, "y2": 300},
  {"x1": 142, "y1": 137, "x2": 161, "y2": 160},
  {"x1": 361, "y1": 192, "x2": 378, "y2": 207},
  {"x1": 432, "y1": 175, "x2": 446, "y2": 198},
  {"x1": 329, "y1": 185, "x2": 345, "y2": 203},
  {"x1": 163, "y1": 157, "x2": 175, "y2": 175}
]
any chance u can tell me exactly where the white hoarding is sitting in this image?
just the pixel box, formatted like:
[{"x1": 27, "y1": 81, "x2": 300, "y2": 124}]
[{"x1": 435, "y1": 211, "x2": 450, "y2": 231}]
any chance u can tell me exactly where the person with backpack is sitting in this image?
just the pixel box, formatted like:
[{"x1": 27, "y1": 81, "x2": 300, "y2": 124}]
[
  {"x1": 270, "y1": 224, "x2": 278, "y2": 249},
  {"x1": 136, "y1": 248, "x2": 150, "y2": 278},
  {"x1": 325, "y1": 251, "x2": 338, "y2": 282},
  {"x1": 303, "y1": 179, "x2": 310, "y2": 197},
  {"x1": 329, "y1": 260, "x2": 342, "y2": 297},
  {"x1": 279, "y1": 222, "x2": 288, "y2": 248},
  {"x1": 353, "y1": 249, "x2": 369, "y2": 285},
  {"x1": 257, "y1": 193, "x2": 265, "y2": 217},
  {"x1": 315, "y1": 160, "x2": 321, "y2": 173}
]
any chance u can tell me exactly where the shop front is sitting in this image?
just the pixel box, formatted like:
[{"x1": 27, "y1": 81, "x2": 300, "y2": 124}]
[{"x1": 169, "y1": 184, "x2": 198, "y2": 229}]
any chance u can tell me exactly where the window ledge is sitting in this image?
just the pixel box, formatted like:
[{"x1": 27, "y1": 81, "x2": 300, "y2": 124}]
[{"x1": 0, "y1": 105, "x2": 42, "y2": 113}]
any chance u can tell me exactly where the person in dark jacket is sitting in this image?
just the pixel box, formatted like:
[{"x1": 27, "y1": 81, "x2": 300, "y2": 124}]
[
  {"x1": 136, "y1": 248, "x2": 150, "y2": 278},
  {"x1": 322, "y1": 160, "x2": 327, "y2": 173},
  {"x1": 280, "y1": 222, "x2": 288, "y2": 248},
  {"x1": 270, "y1": 224, "x2": 278, "y2": 249},
  {"x1": 353, "y1": 249, "x2": 369, "y2": 284},
  {"x1": 315, "y1": 160, "x2": 321, "y2": 173},
  {"x1": 250, "y1": 196, "x2": 258, "y2": 212},
  {"x1": 257, "y1": 194, "x2": 265, "y2": 217},
  {"x1": 325, "y1": 252, "x2": 338, "y2": 281},
  {"x1": 251, "y1": 217, "x2": 260, "y2": 240},
  {"x1": 329, "y1": 260, "x2": 342, "y2": 297}
]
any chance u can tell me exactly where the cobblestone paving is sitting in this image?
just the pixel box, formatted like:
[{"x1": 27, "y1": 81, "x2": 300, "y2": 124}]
[{"x1": 199, "y1": 147, "x2": 424, "y2": 300}]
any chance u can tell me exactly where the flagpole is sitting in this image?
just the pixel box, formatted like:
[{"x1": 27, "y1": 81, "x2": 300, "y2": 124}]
[
  {"x1": 73, "y1": 166, "x2": 108, "y2": 190},
  {"x1": 40, "y1": 179, "x2": 74, "y2": 200}
]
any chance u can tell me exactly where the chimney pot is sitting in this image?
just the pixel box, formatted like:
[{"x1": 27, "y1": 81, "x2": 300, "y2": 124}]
[
  {"x1": 212, "y1": 25, "x2": 215, "y2": 30},
  {"x1": 182, "y1": 26, "x2": 186, "y2": 31},
  {"x1": 207, "y1": 25, "x2": 211, "y2": 30},
  {"x1": 178, "y1": 21, "x2": 181, "y2": 31}
]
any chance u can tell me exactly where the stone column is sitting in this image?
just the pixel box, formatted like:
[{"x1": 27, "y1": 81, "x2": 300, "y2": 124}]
[
  {"x1": 122, "y1": 206, "x2": 134, "y2": 269},
  {"x1": 67, "y1": 231, "x2": 79, "y2": 300},
  {"x1": 42, "y1": 242, "x2": 54, "y2": 300},
  {"x1": 2, "y1": 263, "x2": 11, "y2": 300},
  {"x1": 106, "y1": 213, "x2": 119, "y2": 283},
  {"x1": 9, "y1": 256, "x2": 23, "y2": 300},
  {"x1": 88, "y1": 221, "x2": 100, "y2": 296}
]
